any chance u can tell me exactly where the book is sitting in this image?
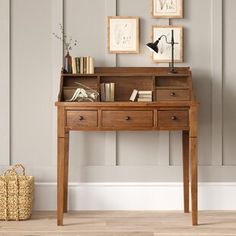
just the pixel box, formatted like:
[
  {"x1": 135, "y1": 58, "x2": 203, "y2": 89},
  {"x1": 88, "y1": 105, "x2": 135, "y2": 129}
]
[
  {"x1": 80, "y1": 57, "x2": 84, "y2": 74},
  {"x1": 72, "y1": 57, "x2": 76, "y2": 74},
  {"x1": 100, "y1": 83, "x2": 105, "y2": 101},
  {"x1": 138, "y1": 91, "x2": 152, "y2": 95},
  {"x1": 105, "y1": 83, "x2": 110, "y2": 101},
  {"x1": 75, "y1": 57, "x2": 80, "y2": 74},
  {"x1": 110, "y1": 83, "x2": 115, "y2": 102},
  {"x1": 137, "y1": 98, "x2": 152, "y2": 102},
  {"x1": 129, "y1": 89, "x2": 138, "y2": 101},
  {"x1": 83, "y1": 57, "x2": 87, "y2": 74},
  {"x1": 89, "y1": 57, "x2": 94, "y2": 74}
]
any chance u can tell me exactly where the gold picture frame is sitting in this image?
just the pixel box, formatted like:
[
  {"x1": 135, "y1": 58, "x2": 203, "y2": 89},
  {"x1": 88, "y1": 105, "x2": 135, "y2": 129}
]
[
  {"x1": 151, "y1": 25, "x2": 184, "y2": 63},
  {"x1": 107, "y1": 16, "x2": 139, "y2": 54},
  {"x1": 152, "y1": 0, "x2": 184, "y2": 18}
]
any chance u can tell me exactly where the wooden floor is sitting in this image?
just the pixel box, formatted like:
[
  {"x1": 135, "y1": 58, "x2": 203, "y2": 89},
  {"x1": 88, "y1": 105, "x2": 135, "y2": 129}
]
[{"x1": 1, "y1": 211, "x2": 236, "y2": 236}]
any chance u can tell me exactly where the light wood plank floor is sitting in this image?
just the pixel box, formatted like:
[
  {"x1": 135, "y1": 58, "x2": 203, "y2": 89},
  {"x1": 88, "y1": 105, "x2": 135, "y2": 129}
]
[{"x1": 1, "y1": 211, "x2": 236, "y2": 236}]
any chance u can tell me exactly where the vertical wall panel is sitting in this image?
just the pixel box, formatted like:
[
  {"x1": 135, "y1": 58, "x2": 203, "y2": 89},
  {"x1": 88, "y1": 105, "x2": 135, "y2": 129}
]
[
  {"x1": 0, "y1": 0, "x2": 10, "y2": 165},
  {"x1": 11, "y1": 0, "x2": 53, "y2": 166},
  {"x1": 223, "y1": 0, "x2": 236, "y2": 165},
  {"x1": 211, "y1": 0, "x2": 223, "y2": 166}
]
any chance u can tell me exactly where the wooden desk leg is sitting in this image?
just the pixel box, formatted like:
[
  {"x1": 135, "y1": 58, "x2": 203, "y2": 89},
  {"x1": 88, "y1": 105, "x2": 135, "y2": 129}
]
[
  {"x1": 190, "y1": 137, "x2": 198, "y2": 226},
  {"x1": 190, "y1": 105, "x2": 198, "y2": 226},
  {"x1": 63, "y1": 132, "x2": 69, "y2": 213},
  {"x1": 182, "y1": 131, "x2": 189, "y2": 213},
  {"x1": 57, "y1": 137, "x2": 66, "y2": 226}
]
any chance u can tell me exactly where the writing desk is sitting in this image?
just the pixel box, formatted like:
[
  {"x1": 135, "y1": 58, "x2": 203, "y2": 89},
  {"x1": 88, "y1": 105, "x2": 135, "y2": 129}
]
[{"x1": 55, "y1": 67, "x2": 198, "y2": 226}]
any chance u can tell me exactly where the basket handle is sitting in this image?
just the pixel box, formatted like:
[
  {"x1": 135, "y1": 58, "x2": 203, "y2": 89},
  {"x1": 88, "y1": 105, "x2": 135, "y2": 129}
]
[{"x1": 11, "y1": 164, "x2": 25, "y2": 176}]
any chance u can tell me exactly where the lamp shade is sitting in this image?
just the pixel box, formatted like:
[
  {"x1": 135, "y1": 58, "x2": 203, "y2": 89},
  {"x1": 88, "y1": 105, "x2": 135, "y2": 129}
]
[{"x1": 146, "y1": 40, "x2": 159, "y2": 54}]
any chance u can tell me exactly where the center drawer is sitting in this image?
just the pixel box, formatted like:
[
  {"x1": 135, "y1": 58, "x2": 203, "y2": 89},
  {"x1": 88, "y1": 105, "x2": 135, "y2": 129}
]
[
  {"x1": 66, "y1": 110, "x2": 98, "y2": 129},
  {"x1": 102, "y1": 110, "x2": 154, "y2": 129}
]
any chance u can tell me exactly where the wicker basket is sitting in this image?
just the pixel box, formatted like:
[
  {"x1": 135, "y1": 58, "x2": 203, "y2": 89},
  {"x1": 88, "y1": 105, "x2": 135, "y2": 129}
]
[{"x1": 0, "y1": 164, "x2": 34, "y2": 220}]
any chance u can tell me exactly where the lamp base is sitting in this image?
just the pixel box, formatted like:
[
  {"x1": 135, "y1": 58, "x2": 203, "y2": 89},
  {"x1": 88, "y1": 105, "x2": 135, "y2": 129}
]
[{"x1": 168, "y1": 68, "x2": 178, "y2": 74}]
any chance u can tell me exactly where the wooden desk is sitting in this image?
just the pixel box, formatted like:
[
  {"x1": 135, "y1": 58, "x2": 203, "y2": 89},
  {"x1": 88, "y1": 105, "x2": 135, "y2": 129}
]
[{"x1": 55, "y1": 67, "x2": 198, "y2": 226}]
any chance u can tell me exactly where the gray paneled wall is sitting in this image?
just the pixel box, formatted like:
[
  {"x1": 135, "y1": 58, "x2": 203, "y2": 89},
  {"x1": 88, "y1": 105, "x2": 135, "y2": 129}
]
[{"x1": 0, "y1": 0, "x2": 236, "y2": 182}]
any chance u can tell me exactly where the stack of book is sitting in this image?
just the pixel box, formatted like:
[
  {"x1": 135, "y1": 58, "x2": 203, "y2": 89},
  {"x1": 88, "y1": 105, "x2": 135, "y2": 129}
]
[
  {"x1": 138, "y1": 91, "x2": 152, "y2": 102},
  {"x1": 129, "y1": 90, "x2": 152, "y2": 102},
  {"x1": 71, "y1": 56, "x2": 94, "y2": 74},
  {"x1": 100, "y1": 83, "x2": 115, "y2": 102}
]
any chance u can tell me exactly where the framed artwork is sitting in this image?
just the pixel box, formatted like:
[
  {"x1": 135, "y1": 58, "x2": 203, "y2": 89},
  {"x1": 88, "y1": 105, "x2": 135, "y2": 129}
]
[
  {"x1": 107, "y1": 16, "x2": 139, "y2": 54},
  {"x1": 152, "y1": 26, "x2": 183, "y2": 63},
  {"x1": 152, "y1": 0, "x2": 183, "y2": 18}
]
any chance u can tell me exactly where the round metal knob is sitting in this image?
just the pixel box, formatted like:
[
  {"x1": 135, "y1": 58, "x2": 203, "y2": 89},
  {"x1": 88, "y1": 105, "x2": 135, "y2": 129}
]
[
  {"x1": 171, "y1": 116, "x2": 177, "y2": 120},
  {"x1": 125, "y1": 116, "x2": 130, "y2": 121},
  {"x1": 170, "y1": 92, "x2": 176, "y2": 96},
  {"x1": 79, "y1": 116, "x2": 84, "y2": 121}
]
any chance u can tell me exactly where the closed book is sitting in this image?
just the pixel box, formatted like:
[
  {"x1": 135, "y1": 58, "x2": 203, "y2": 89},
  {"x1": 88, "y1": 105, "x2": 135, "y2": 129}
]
[
  {"x1": 138, "y1": 94, "x2": 152, "y2": 98},
  {"x1": 100, "y1": 83, "x2": 105, "y2": 102},
  {"x1": 138, "y1": 91, "x2": 152, "y2": 95},
  {"x1": 105, "y1": 83, "x2": 110, "y2": 101},
  {"x1": 72, "y1": 57, "x2": 76, "y2": 74},
  {"x1": 75, "y1": 57, "x2": 80, "y2": 74},
  {"x1": 89, "y1": 57, "x2": 94, "y2": 74},
  {"x1": 129, "y1": 89, "x2": 138, "y2": 101},
  {"x1": 110, "y1": 83, "x2": 115, "y2": 102},
  {"x1": 83, "y1": 57, "x2": 87, "y2": 74},
  {"x1": 86, "y1": 56, "x2": 90, "y2": 74},
  {"x1": 137, "y1": 98, "x2": 152, "y2": 102},
  {"x1": 80, "y1": 57, "x2": 84, "y2": 74}
]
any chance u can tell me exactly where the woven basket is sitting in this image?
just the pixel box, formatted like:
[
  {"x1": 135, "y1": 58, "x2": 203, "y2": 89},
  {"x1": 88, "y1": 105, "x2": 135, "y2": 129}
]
[{"x1": 0, "y1": 164, "x2": 34, "y2": 220}]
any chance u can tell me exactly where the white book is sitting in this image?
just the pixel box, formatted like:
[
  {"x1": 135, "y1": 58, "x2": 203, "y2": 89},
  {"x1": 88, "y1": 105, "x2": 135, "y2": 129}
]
[
  {"x1": 89, "y1": 57, "x2": 94, "y2": 74},
  {"x1": 105, "y1": 83, "x2": 110, "y2": 101},
  {"x1": 138, "y1": 91, "x2": 152, "y2": 95},
  {"x1": 137, "y1": 98, "x2": 152, "y2": 102},
  {"x1": 110, "y1": 83, "x2": 115, "y2": 102},
  {"x1": 129, "y1": 89, "x2": 138, "y2": 101}
]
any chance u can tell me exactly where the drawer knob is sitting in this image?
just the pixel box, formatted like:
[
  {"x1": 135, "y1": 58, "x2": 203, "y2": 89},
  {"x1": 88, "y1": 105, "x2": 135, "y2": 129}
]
[
  {"x1": 79, "y1": 116, "x2": 84, "y2": 121},
  {"x1": 171, "y1": 116, "x2": 177, "y2": 120},
  {"x1": 125, "y1": 116, "x2": 131, "y2": 121},
  {"x1": 170, "y1": 92, "x2": 176, "y2": 96}
]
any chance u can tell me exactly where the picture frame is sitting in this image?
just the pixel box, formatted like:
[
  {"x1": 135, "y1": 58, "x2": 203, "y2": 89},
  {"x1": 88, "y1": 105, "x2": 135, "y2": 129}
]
[
  {"x1": 152, "y1": 0, "x2": 183, "y2": 18},
  {"x1": 152, "y1": 25, "x2": 183, "y2": 63},
  {"x1": 107, "y1": 16, "x2": 139, "y2": 54}
]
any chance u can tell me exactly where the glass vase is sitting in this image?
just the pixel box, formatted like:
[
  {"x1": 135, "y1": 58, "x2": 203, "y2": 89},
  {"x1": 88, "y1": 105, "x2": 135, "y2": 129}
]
[{"x1": 64, "y1": 51, "x2": 72, "y2": 73}]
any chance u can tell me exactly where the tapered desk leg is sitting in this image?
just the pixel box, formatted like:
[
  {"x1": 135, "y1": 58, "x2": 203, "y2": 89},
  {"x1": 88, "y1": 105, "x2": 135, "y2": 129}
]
[
  {"x1": 63, "y1": 133, "x2": 69, "y2": 213},
  {"x1": 190, "y1": 137, "x2": 198, "y2": 225},
  {"x1": 189, "y1": 105, "x2": 198, "y2": 226},
  {"x1": 182, "y1": 131, "x2": 189, "y2": 213},
  {"x1": 57, "y1": 137, "x2": 66, "y2": 226}
]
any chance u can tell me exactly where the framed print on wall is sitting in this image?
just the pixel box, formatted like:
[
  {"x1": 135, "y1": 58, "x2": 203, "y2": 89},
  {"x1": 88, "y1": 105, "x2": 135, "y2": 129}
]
[
  {"x1": 107, "y1": 16, "x2": 139, "y2": 54},
  {"x1": 152, "y1": 25, "x2": 183, "y2": 63},
  {"x1": 152, "y1": 0, "x2": 183, "y2": 18}
]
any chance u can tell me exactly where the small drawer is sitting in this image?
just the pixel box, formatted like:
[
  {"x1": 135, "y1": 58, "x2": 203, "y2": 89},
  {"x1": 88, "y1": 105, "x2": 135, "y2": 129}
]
[
  {"x1": 156, "y1": 89, "x2": 190, "y2": 101},
  {"x1": 158, "y1": 110, "x2": 189, "y2": 128},
  {"x1": 102, "y1": 110, "x2": 154, "y2": 129},
  {"x1": 66, "y1": 110, "x2": 98, "y2": 129}
]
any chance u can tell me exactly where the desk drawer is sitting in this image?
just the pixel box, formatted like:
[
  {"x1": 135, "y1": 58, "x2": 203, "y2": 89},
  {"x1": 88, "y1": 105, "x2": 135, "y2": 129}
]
[
  {"x1": 158, "y1": 110, "x2": 189, "y2": 128},
  {"x1": 102, "y1": 110, "x2": 154, "y2": 129},
  {"x1": 156, "y1": 89, "x2": 190, "y2": 101},
  {"x1": 66, "y1": 110, "x2": 98, "y2": 128}
]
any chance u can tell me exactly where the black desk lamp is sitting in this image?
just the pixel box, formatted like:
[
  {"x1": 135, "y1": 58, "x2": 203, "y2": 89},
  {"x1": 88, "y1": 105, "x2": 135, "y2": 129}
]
[{"x1": 146, "y1": 29, "x2": 178, "y2": 74}]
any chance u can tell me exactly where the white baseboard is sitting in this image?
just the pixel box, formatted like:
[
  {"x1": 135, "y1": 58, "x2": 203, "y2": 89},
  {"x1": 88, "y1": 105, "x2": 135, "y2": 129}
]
[{"x1": 34, "y1": 182, "x2": 236, "y2": 211}]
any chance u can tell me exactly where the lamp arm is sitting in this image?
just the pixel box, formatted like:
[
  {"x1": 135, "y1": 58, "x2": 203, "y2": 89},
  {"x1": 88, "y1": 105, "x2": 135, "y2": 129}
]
[{"x1": 158, "y1": 35, "x2": 171, "y2": 44}]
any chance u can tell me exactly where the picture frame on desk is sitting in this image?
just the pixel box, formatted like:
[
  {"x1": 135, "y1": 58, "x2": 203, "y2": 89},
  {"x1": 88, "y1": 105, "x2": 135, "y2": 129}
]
[
  {"x1": 151, "y1": 25, "x2": 184, "y2": 63},
  {"x1": 152, "y1": 0, "x2": 184, "y2": 18},
  {"x1": 107, "y1": 16, "x2": 139, "y2": 54}
]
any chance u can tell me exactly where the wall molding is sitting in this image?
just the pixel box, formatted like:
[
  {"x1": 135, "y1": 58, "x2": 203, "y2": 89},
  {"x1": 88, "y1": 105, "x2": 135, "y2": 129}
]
[
  {"x1": 211, "y1": 0, "x2": 223, "y2": 166},
  {"x1": 35, "y1": 182, "x2": 236, "y2": 210},
  {"x1": 0, "y1": 0, "x2": 10, "y2": 165}
]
